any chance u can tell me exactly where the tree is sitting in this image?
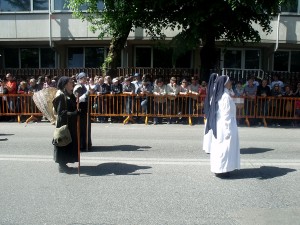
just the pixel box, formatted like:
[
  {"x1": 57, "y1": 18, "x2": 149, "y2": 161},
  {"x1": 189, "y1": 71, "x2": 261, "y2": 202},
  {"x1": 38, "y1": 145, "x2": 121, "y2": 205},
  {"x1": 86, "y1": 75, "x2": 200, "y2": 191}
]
[{"x1": 68, "y1": 0, "x2": 286, "y2": 79}]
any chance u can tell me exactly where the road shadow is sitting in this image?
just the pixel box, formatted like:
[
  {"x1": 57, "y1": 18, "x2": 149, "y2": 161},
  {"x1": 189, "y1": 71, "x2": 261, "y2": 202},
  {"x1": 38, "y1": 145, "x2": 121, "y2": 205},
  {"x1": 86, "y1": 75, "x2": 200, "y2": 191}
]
[
  {"x1": 91, "y1": 145, "x2": 151, "y2": 152},
  {"x1": 66, "y1": 162, "x2": 152, "y2": 177},
  {"x1": 0, "y1": 138, "x2": 8, "y2": 141},
  {"x1": 0, "y1": 133, "x2": 14, "y2": 136},
  {"x1": 240, "y1": 147, "x2": 274, "y2": 154},
  {"x1": 229, "y1": 166, "x2": 296, "y2": 180}
]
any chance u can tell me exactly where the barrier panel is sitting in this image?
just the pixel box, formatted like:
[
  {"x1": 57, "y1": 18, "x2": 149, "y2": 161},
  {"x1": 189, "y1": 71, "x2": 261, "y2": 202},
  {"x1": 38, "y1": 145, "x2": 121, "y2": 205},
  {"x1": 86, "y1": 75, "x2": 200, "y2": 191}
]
[{"x1": 1, "y1": 93, "x2": 300, "y2": 126}]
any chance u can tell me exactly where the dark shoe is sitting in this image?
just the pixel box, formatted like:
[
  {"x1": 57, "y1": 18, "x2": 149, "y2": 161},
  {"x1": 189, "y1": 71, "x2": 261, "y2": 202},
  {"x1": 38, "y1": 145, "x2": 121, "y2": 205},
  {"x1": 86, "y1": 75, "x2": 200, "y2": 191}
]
[
  {"x1": 215, "y1": 172, "x2": 230, "y2": 178},
  {"x1": 58, "y1": 163, "x2": 68, "y2": 173}
]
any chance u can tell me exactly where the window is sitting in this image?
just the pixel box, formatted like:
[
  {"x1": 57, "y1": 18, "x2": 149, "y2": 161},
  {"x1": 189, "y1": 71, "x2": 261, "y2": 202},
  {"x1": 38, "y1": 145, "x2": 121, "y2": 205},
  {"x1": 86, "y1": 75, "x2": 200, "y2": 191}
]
[
  {"x1": 245, "y1": 50, "x2": 260, "y2": 69},
  {"x1": 33, "y1": 0, "x2": 48, "y2": 10},
  {"x1": 281, "y1": 0, "x2": 298, "y2": 13},
  {"x1": 135, "y1": 47, "x2": 151, "y2": 67},
  {"x1": 21, "y1": 48, "x2": 39, "y2": 68},
  {"x1": 224, "y1": 50, "x2": 242, "y2": 68},
  {"x1": 153, "y1": 48, "x2": 173, "y2": 67},
  {"x1": 41, "y1": 48, "x2": 55, "y2": 68},
  {"x1": 53, "y1": 0, "x2": 104, "y2": 11},
  {"x1": 176, "y1": 51, "x2": 192, "y2": 68},
  {"x1": 274, "y1": 51, "x2": 289, "y2": 71},
  {"x1": 0, "y1": 0, "x2": 30, "y2": 12},
  {"x1": 68, "y1": 48, "x2": 84, "y2": 68},
  {"x1": 54, "y1": 0, "x2": 68, "y2": 10},
  {"x1": 290, "y1": 51, "x2": 300, "y2": 72},
  {"x1": 4, "y1": 48, "x2": 19, "y2": 68},
  {"x1": 85, "y1": 47, "x2": 105, "y2": 68}
]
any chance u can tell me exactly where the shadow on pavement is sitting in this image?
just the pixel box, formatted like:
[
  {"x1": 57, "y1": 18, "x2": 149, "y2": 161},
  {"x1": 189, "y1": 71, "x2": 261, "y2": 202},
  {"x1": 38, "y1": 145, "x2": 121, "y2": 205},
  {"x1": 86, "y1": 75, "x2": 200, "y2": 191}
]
[
  {"x1": 240, "y1": 147, "x2": 274, "y2": 154},
  {"x1": 230, "y1": 166, "x2": 296, "y2": 180},
  {"x1": 0, "y1": 133, "x2": 14, "y2": 136},
  {"x1": 66, "y1": 162, "x2": 152, "y2": 177},
  {"x1": 91, "y1": 145, "x2": 151, "y2": 152}
]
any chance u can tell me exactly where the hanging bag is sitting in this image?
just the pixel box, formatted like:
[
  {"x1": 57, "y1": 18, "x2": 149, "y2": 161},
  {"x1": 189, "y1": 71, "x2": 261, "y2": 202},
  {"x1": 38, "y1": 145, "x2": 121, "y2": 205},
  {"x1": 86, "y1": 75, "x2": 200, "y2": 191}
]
[{"x1": 52, "y1": 95, "x2": 72, "y2": 147}]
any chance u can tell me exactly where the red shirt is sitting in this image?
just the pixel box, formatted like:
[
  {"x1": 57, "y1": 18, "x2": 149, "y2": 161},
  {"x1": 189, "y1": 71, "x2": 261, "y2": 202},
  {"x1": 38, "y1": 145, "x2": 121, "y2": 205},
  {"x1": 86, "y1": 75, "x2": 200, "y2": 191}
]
[{"x1": 6, "y1": 80, "x2": 17, "y2": 94}]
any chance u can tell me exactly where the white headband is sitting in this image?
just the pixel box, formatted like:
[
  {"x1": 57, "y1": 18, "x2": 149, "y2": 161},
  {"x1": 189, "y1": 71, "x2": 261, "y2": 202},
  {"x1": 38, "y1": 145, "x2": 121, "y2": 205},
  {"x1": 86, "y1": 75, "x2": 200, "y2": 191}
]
[{"x1": 224, "y1": 76, "x2": 230, "y2": 86}]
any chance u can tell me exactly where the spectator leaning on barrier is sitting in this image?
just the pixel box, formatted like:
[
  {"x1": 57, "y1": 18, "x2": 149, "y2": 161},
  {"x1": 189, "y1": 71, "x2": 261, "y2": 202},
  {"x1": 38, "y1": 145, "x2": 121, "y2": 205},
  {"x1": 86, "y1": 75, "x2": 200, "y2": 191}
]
[
  {"x1": 110, "y1": 78, "x2": 123, "y2": 122},
  {"x1": 256, "y1": 78, "x2": 271, "y2": 126},
  {"x1": 4, "y1": 73, "x2": 17, "y2": 122},
  {"x1": 178, "y1": 78, "x2": 189, "y2": 123},
  {"x1": 294, "y1": 82, "x2": 300, "y2": 125},
  {"x1": 153, "y1": 78, "x2": 166, "y2": 125},
  {"x1": 94, "y1": 77, "x2": 110, "y2": 123},
  {"x1": 270, "y1": 84, "x2": 283, "y2": 126},
  {"x1": 122, "y1": 76, "x2": 135, "y2": 115},
  {"x1": 271, "y1": 74, "x2": 284, "y2": 91},
  {"x1": 283, "y1": 84, "x2": 294, "y2": 125},
  {"x1": 243, "y1": 76, "x2": 257, "y2": 125},
  {"x1": 166, "y1": 77, "x2": 180, "y2": 124},
  {"x1": 138, "y1": 78, "x2": 152, "y2": 115},
  {"x1": 188, "y1": 77, "x2": 200, "y2": 122}
]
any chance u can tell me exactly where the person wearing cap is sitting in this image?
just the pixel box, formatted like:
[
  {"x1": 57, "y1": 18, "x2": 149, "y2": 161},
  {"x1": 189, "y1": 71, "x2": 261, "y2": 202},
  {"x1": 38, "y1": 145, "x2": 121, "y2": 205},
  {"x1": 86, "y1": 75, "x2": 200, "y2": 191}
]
[
  {"x1": 94, "y1": 77, "x2": 110, "y2": 123},
  {"x1": 138, "y1": 78, "x2": 152, "y2": 120},
  {"x1": 166, "y1": 77, "x2": 180, "y2": 124},
  {"x1": 243, "y1": 76, "x2": 257, "y2": 126},
  {"x1": 109, "y1": 78, "x2": 123, "y2": 122},
  {"x1": 53, "y1": 76, "x2": 79, "y2": 173},
  {"x1": 270, "y1": 82, "x2": 283, "y2": 126},
  {"x1": 178, "y1": 78, "x2": 189, "y2": 124},
  {"x1": 73, "y1": 72, "x2": 92, "y2": 150},
  {"x1": 153, "y1": 78, "x2": 166, "y2": 125},
  {"x1": 123, "y1": 76, "x2": 135, "y2": 121},
  {"x1": 131, "y1": 73, "x2": 142, "y2": 93},
  {"x1": 205, "y1": 75, "x2": 240, "y2": 178}
]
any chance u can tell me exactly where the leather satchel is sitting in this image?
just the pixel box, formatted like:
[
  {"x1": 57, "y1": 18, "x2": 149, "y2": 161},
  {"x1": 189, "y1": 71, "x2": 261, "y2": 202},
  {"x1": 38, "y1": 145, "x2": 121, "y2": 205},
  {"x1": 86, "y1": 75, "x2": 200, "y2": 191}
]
[{"x1": 52, "y1": 125, "x2": 72, "y2": 147}]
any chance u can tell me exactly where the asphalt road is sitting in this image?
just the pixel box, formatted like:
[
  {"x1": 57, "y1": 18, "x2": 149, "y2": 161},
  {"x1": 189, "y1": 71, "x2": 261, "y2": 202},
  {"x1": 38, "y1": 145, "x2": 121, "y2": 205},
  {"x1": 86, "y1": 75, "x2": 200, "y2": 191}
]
[{"x1": 0, "y1": 122, "x2": 300, "y2": 225}]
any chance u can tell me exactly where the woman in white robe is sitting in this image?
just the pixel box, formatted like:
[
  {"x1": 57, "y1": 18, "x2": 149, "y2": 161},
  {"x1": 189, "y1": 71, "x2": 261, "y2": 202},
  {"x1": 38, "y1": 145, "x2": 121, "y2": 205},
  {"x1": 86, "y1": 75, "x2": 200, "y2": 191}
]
[{"x1": 206, "y1": 75, "x2": 240, "y2": 178}]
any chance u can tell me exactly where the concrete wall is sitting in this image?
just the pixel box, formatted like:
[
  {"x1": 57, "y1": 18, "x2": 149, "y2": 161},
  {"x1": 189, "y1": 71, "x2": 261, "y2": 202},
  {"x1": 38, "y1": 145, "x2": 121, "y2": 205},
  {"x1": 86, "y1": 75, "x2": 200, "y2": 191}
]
[{"x1": 1, "y1": 13, "x2": 300, "y2": 44}]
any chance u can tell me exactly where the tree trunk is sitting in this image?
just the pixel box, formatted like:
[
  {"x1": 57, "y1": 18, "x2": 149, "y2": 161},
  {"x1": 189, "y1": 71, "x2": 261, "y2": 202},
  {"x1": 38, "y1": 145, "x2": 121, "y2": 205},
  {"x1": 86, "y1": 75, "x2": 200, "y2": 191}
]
[
  {"x1": 103, "y1": 23, "x2": 132, "y2": 77},
  {"x1": 200, "y1": 33, "x2": 219, "y2": 81}
]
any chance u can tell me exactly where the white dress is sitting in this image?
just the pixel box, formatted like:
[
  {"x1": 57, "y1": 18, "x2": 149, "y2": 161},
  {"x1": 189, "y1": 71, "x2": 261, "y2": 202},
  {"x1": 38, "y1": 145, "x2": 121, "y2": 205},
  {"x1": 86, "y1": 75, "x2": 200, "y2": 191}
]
[
  {"x1": 210, "y1": 89, "x2": 240, "y2": 173},
  {"x1": 203, "y1": 122, "x2": 212, "y2": 154}
]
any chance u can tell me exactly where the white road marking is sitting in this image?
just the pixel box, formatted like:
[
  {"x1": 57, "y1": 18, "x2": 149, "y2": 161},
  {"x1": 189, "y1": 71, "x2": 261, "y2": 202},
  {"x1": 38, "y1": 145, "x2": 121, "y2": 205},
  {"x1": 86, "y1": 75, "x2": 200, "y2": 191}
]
[{"x1": 0, "y1": 154, "x2": 300, "y2": 167}]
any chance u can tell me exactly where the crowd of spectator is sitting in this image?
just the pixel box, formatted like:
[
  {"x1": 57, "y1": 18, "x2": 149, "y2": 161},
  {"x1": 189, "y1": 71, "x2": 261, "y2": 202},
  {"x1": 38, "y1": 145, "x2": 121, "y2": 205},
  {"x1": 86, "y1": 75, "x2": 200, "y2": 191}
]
[{"x1": 1, "y1": 72, "x2": 300, "y2": 126}]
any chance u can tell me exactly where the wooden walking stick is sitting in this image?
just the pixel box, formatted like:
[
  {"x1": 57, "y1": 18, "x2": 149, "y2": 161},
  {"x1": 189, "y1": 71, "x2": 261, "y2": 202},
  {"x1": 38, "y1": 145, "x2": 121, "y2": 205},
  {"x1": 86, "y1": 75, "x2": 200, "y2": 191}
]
[{"x1": 77, "y1": 95, "x2": 81, "y2": 176}]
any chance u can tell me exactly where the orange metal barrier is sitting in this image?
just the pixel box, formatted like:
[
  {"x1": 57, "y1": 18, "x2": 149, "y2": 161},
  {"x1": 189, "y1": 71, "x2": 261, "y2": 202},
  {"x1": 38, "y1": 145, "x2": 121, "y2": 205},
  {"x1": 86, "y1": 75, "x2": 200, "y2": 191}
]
[
  {"x1": 88, "y1": 94, "x2": 206, "y2": 125},
  {"x1": 0, "y1": 94, "x2": 43, "y2": 122},
  {"x1": 1, "y1": 93, "x2": 300, "y2": 126}
]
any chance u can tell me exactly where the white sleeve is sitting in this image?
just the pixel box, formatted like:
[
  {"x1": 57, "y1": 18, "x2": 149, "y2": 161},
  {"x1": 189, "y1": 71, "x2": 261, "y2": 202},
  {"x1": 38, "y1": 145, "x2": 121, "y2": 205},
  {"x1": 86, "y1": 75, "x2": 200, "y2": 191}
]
[{"x1": 220, "y1": 95, "x2": 231, "y2": 139}]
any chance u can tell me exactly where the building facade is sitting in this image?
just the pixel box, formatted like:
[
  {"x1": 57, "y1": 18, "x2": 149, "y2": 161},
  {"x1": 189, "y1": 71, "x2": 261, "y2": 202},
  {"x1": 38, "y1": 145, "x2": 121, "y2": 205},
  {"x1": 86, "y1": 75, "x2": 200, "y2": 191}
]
[{"x1": 0, "y1": 0, "x2": 300, "y2": 79}]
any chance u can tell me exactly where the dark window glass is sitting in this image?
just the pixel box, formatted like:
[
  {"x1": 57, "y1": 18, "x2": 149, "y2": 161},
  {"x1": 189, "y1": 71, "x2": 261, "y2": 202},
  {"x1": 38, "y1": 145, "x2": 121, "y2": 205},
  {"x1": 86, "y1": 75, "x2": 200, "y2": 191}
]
[
  {"x1": 0, "y1": 0, "x2": 30, "y2": 12},
  {"x1": 20, "y1": 48, "x2": 39, "y2": 68},
  {"x1": 176, "y1": 51, "x2": 192, "y2": 68},
  {"x1": 33, "y1": 0, "x2": 48, "y2": 10},
  {"x1": 281, "y1": 0, "x2": 298, "y2": 12},
  {"x1": 153, "y1": 48, "x2": 173, "y2": 67},
  {"x1": 136, "y1": 47, "x2": 151, "y2": 67},
  {"x1": 4, "y1": 48, "x2": 19, "y2": 68},
  {"x1": 54, "y1": 0, "x2": 68, "y2": 10},
  {"x1": 274, "y1": 51, "x2": 289, "y2": 71},
  {"x1": 290, "y1": 51, "x2": 300, "y2": 72},
  {"x1": 224, "y1": 50, "x2": 242, "y2": 68},
  {"x1": 85, "y1": 47, "x2": 105, "y2": 68},
  {"x1": 41, "y1": 48, "x2": 55, "y2": 68},
  {"x1": 68, "y1": 48, "x2": 84, "y2": 68},
  {"x1": 245, "y1": 50, "x2": 260, "y2": 69}
]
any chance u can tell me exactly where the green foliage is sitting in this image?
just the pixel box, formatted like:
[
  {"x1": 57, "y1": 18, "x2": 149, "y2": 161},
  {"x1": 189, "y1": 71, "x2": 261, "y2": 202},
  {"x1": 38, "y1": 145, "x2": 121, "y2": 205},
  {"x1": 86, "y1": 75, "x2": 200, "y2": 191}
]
[{"x1": 67, "y1": 0, "x2": 284, "y2": 74}]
